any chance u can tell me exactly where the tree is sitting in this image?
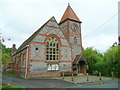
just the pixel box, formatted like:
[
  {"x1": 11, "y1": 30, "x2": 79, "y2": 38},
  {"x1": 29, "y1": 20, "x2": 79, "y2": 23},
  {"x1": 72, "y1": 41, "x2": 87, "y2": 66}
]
[
  {"x1": 82, "y1": 47, "x2": 103, "y2": 74},
  {"x1": 104, "y1": 46, "x2": 120, "y2": 77},
  {"x1": 2, "y1": 52, "x2": 12, "y2": 64},
  {"x1": 1, "y1": 43, "x2": 12, "y2": 71}
]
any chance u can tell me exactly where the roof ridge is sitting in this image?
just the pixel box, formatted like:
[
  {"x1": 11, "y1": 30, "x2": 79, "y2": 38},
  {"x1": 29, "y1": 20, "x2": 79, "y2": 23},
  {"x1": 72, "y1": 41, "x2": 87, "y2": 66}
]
[{"x1": 14, "y1": 16, "x2": 55, "y2": 55}]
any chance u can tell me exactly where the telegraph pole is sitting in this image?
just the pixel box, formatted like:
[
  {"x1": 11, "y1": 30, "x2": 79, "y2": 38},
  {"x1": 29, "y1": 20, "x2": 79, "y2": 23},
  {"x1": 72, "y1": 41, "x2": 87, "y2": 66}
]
[{"x1": 118, "y1": 1, "x2": 120, "y2": 45}]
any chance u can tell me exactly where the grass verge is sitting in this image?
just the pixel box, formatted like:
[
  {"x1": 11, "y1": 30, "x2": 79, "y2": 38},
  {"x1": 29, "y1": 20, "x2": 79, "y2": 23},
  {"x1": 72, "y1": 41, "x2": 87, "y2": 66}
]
[
  {"x1": 2, "y1": 72, "x2": 20, "y2": 78},
  {"x1": 2, "y1": 84, "x2": 24, "y2": 90}
]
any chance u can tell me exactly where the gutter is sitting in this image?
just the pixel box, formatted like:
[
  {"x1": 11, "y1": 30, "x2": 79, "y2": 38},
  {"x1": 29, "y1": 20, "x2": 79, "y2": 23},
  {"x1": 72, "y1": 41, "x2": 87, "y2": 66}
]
[{"x1": 25, "y1": 45, "x2": 29, "y2": 79}]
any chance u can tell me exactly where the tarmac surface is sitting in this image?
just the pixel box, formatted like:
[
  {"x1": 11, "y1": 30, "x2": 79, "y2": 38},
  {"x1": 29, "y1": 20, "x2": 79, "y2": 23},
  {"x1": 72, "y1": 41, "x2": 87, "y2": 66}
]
[
  {"x1": 2, "y1": 73, "x2": 75, "y2": 88},
  {"x1": 1, "y1": 73, "x2": 119, "y2": 88}
]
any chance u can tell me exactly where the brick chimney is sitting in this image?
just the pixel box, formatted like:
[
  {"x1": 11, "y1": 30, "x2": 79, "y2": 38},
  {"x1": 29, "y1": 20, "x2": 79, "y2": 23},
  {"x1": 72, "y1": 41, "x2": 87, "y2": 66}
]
[{"x1": 12, "y1": 44, "x2": 16, "y2": 54}]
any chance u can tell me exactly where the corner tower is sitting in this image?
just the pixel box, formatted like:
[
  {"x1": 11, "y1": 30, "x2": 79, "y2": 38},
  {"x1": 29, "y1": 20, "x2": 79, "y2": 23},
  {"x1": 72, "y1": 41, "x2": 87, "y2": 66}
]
[{"x1": 59, "y1": 4, "x2": 82, "y2": 61}]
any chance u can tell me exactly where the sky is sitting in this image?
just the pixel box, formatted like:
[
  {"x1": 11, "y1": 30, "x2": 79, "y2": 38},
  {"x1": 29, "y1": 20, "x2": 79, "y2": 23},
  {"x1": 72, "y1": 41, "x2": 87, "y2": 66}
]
[{"x1": 0, "y1": 0, "x2": 119, "y2": 53}]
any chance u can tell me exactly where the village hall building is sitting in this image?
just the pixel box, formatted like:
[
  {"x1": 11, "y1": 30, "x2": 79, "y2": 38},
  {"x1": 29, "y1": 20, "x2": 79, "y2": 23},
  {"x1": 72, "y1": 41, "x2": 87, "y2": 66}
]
[{"x1": 11, "y1": 4, "x2": 87, "y2": 78}]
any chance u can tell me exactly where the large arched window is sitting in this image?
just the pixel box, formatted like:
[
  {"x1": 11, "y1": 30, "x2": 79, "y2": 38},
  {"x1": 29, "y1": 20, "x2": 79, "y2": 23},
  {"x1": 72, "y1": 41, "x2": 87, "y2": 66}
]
[{"x1": 46, "y1": 36, "x2": 59, "y2": 61}]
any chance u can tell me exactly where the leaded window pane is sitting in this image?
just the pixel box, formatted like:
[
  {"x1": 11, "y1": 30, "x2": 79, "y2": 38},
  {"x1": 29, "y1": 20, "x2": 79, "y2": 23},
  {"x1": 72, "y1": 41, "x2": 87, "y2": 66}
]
[{"x1": 46, "y1": 36, "x2": 59, "y2": 60}]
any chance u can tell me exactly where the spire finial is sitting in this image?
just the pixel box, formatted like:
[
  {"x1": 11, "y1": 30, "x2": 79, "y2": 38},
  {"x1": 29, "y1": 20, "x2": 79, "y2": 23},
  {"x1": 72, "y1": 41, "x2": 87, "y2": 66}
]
[{"x1": 68, "y1": 3, "x2": 70, "y2": 6}]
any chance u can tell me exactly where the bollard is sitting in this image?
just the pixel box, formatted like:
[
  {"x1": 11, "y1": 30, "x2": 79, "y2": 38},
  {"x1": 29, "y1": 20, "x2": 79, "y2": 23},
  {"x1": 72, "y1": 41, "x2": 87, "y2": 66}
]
[
  {"x1": 62, "y1": 72, "x2": 64, "y2": 79},
  {"x1": 99, "y1": 72, "x2": 102, "y2": 80},
  {"x1": 77, "y1": 69, "x2": 78, "y2": 76},
  {"x1": 111, "y1": 72, "x2": 114, "y2": 80},
  {"x1": 71, "y1": 72, "x2": 74, "y2": 81},
  {"x1": 87, "y1": 73, "x2": 89, "y2": 82}
]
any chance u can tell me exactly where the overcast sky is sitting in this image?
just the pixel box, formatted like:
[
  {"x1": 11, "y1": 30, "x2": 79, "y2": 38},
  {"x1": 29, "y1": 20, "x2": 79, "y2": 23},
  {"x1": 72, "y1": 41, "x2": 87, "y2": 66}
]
[{"x1": 0, "y1": 0, "x2": 119, "y2": 53}]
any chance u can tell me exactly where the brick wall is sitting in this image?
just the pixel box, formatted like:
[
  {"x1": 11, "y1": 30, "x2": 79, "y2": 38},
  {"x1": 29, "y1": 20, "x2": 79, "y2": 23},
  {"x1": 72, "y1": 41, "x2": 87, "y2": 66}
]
[{"x1": 29, "y1": 72, "x2": 60, "y2": 78}]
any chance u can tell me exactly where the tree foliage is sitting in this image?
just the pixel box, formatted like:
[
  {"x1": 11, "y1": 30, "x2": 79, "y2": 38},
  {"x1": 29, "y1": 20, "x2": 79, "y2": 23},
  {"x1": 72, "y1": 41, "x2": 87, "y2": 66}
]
[
  {"x1": 82, "y1": 46, "x2": 119, "y2": 77},
  {"x1": 103, "y1": 46, "x2": 120, "y2": 77},
  {"x1": 82, "y1": 47, "x2": 103, "y2": 73},
  {"x1": 1, "y1": 43, "x2": 12, "y2": 64}
]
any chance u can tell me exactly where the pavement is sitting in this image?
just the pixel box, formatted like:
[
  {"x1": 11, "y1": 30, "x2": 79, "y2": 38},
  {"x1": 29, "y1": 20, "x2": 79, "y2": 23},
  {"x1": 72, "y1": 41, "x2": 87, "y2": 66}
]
[
  {"x1": 50, "y1": 74, "x2": 118, "y2": 84},
  {"x1": 1, "y1": 73, "x2": 119, "y2": 88}
]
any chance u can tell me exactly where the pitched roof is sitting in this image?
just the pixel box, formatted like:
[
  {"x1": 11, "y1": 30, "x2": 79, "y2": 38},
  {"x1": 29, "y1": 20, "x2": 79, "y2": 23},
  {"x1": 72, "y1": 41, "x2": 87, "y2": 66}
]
[
  {"x1": 13, "y1": 16, "x2": 56, "y2": 56},
  {"x1": 72, "y1": 55, "x2": 81, "y2": 64},
  {"x1": 73, "y1": 55, "x2": 87, "y2": 65},
  {"x1": 59, "y1": 4, "x2": 82, "y2": 24}
]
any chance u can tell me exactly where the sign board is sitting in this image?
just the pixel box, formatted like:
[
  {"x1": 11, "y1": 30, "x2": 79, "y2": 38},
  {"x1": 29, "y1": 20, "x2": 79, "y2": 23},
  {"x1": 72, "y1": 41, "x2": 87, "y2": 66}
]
[{"x1": 47, "y1": 64, "x2": 59, "y2": 71}]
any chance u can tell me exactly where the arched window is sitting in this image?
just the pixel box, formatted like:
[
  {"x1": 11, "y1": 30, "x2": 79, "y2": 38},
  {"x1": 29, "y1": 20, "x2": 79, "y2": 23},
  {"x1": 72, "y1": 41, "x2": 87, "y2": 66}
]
[{"x1": 46, "y1": 36, "x2": 59, "y2": 60}]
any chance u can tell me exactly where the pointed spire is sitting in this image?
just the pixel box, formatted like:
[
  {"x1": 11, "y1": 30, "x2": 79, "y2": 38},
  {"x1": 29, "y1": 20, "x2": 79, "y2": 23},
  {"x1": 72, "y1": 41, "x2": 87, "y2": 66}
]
[{"x1": 59, "y1": 4, "x2": 82, "y2": 24}]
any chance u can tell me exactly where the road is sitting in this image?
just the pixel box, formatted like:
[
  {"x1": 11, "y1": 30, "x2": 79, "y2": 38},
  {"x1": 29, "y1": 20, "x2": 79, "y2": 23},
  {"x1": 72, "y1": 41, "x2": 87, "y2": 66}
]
[
  {"x1": 68, "y1": 82, "x2": 119, "y2": 88},
  {"x1": 1, "y1": 73, "x2": 119, "y2": 88},
  {"x1": 2, "y1": 73, "x2": 75, "y2": 88}
]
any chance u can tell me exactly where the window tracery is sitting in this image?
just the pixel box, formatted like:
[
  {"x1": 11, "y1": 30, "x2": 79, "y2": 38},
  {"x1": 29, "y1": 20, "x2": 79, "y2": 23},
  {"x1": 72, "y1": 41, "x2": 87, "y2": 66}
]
[{"x1": 46, "y1": 36, "x2": 59, "y2": 60}]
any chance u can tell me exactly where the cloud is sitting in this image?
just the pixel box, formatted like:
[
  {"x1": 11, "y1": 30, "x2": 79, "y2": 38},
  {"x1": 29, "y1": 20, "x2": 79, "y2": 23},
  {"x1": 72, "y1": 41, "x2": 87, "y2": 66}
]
[{"x1": 0, "y1": 0, "x2": 118, "y2": 53}]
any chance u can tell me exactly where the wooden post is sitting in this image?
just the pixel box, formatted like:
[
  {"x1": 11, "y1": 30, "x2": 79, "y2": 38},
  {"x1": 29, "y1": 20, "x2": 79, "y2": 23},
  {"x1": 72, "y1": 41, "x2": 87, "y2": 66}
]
[
  {"x1": 3, "y1": 64, "x2": 6, "y2": 72},
  {"x1": 87, "y1": 73, "x2": 89, "y2": 82},
  {"x1": 71, "y1": 72, "x2": 74, "y2": 81},
  {"x1": 99, "y1": 72, "x2": 102, "y2": 80},
  {"x1": 77, "y1": 69, "x2": 78, "y2": 76},
  {"x1": 62, "y1": 72, "x2": 64, "y2": 79},
  {"x1": 111, "y1": 72, "x2": 114, "y2": 80}
]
